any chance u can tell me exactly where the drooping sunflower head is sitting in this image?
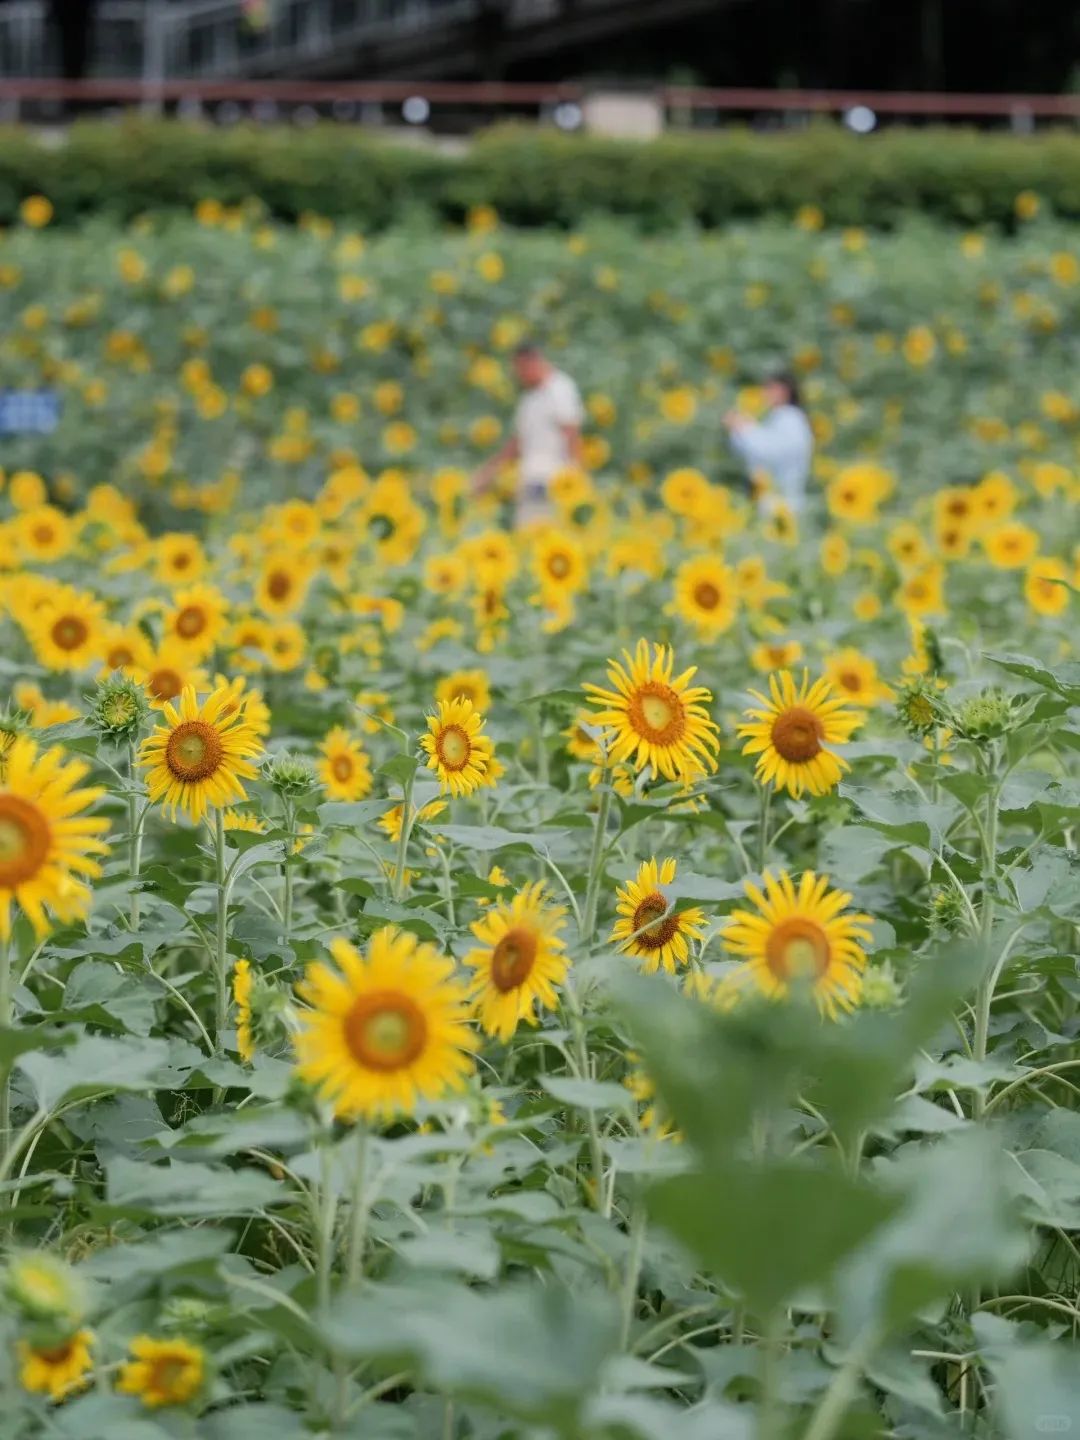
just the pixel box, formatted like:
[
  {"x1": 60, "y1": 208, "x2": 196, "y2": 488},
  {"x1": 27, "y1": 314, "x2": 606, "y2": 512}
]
[
  {"x1": 139, "y1": 684, "x2": 263, "y2": 824},
  {"x1": 737, "y1": 669, "x2": 862, "y2": 799},
  {"x1": 293, "y1": 927, "x2": 476, "y2": 1121},
  {"x1": 611, "y1": 857, "x2": 706, "y2": 975},
  {"x1": 582, "y1": 639, "x2": 720, "y2": 784},
  {"x1": 419, "y1": 696, "x2": 495, "y2": 797},
  {"x1": 465, "y1": 882, "x2": 569, "y2": 1041},
  {"x1": 720, "y1": 870, "x2": 873, "y2": 1019}
]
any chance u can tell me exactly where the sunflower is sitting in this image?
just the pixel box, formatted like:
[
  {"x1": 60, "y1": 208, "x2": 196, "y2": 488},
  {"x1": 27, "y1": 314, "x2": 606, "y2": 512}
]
[
  {"x1": 582, "y1": 639, "x2": 719, "y2": 783},
  {"x1": 886, "y1": 522, "x2": 930, "y2": 571},
  {"x1": 751, "y1": 638, "x2": 804, "y2": 673},
  {"x1": 984, "y1": 522, "x2": 1039, "y2": 570},
  {"x1": 1025, "y1": 557, "x2": 1070, "y2": 617},
  {"x1": 670, "y1": 556, "x2": 737, "y2": 637},
  {"x1": 823, "y1": 648, "x2": 894, "y2": 708},
  {"x1": 423, "y1": 551, "x2": 467, "y2": 596},
  {"x1": 826, "y1": 464, "x2": 892, "y2": 524},
  {"x1": 163, "y1": 584, "x2": 229, "y2": 660},
  {"x1": 18, "y1": 1330, "x2": 94, "y2": 1401},
  {"x1": 563, "y1": 711, "x2": 604, "y2": 763},
  {"x1": 99, "y1": 623, "x2": 150, "y2": 677},
  {"x1": 222, "y1": 808, "x2": 265, "y2": 835},
  {"x1": 720, "y1": 870, "x2": 872, "y2": 1018},
  {"x1": 420, "y1": 696, "x2": 495, "y2": 797},
  {"x1": 434, "y1": 669, "x2": 491, "y2": 714},
  {"x1": 265, "y1": 620, "x2": 307, "y2": 672},
  {"x1": 0, "y1": 737, "x2": 109, "y2": 940},
  {"x1": 465, "y1": 882, "x2": 569, "y2": 1041},
  {"x1": 156, "y1": 532, "x2": 205, "y2": 585},
  {"x1": 293, "y1": 928, "x2": 476, "y2": 1120},
  {"x1": 378, "y1": 797, "x2": 446, "y2": 844},
  {"x1": 532, "y1": 531, "x2": 588, "y2": 600},
  {"x1": 133, "y1": 638, "x2": 208, "y2": 709},
  {"x1": 660, "y1": 467, "x2": 711, "y2": 519},
  {"x1": 213, "y1": 673, "x2": 272, "y2": 740},
  {"x1": 317, "y1": 726, "x2": 373, "y2": 801},
  {"x1": 611, "y1": 857, "x2": 706, "y2": 974},
  {"x1": 25, "y1": 586, "x2": 106, "y2": 672},
  {"x1": 15, "y1": 504, "x2": 75, "y2": 563},
  {"x1": 255, "y1": 552, "x2": 315, "y2": 617},
  {"x1": 233, "y1": 959, "x2": 255, "y2": 1062},
  {"x1": 140, "y1": 684, "x2": 262, "y2": 824},
  {"x1": 819, "y1": 532, "x2": 850, "y2": 577},
  {"x1": 116, "y1": 1335, "x2": 205, "y2": 1409},
  {"x1": 737, "y1": 670, "x2": 862, "y2": 799},
  {"x1": 895, "y1": 564, "x2": 946, "y2": 618}
]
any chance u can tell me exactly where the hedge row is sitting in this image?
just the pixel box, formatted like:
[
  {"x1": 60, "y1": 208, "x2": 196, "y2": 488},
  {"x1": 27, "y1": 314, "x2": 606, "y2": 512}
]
[{"x1": 3, "y1": 121, "x2": 1080, "y2": 230}]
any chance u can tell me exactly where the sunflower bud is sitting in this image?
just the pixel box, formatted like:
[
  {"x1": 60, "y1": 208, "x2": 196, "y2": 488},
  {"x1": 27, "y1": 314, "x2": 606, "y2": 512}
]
[
  {"x1": 861, "y1": 962, "x2": 904, "y2": 1010},
  {"x1": 895, "y1": 678, "x2": 944, "y2": 740},
  {"x1": 263, "y1": 752, "x2": 316, "y2": 799},
  {"x1": 160, "y1": 1296, "x2": 216, "y2": 1333},
  {"x1": 952, "y1": 688, "x2": 1018, "y2": 743},
  {"x1": 0, "y1": 704, "x2": 31, "y2": 782},
  {"x1": 4, "y1": 1252, "x2": 87, "y2": 1328},
  {"x1": 929, "y1": 884, "x2": 969, "y2": 934},
  {"x1": 88, "y1": 674, "x2": 150, "y2": 743}
]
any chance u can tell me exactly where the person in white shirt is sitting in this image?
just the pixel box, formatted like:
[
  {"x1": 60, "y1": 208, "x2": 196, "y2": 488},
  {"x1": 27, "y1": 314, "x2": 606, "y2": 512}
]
[
  {"x1": 473, "y1": 344, "x2": 584, "y2": 528},
  {"x1": 723, "y1": 372, "x2": 814, "y2": 517}
]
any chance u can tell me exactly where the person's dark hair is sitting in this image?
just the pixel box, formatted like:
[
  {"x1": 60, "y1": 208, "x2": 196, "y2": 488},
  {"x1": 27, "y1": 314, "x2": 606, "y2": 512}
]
[
  {"x1": 767, "y1": 370, "x2": 801, "y2": 409},
  {"x1": 513, "y1": 341, "x2": 543, "y2": 359}
]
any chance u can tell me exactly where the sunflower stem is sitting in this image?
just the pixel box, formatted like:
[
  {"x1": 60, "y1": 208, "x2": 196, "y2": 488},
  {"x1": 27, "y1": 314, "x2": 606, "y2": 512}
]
[
  {"x1": 127, "y1": 741, "x2": 144, "y2": 930},
  {"x1": 392, "y1": 769, "x2": 417, "y2": 903},
  {"x1": 619, "y1": 1194, "x2": 647, "y2": 1348},
  {"x1": 563, "y1": 976, "x2": 606, "y2": 1213},
  {"x1": 582, "y1": 783, "x2": 613, "y2": 941},
  {"x1": 756, "y1": 1307, "x2": 787, "y2": 1440},
  {"x1": 756, "y1": 784, "x2": 772, "y2": 874},
  {"x1": 282, "y1": 794, "x2": 295, "y2": 950},
  {"x1": 0, "y1": 931, "x2": 12, "y2": 1182},
  {"x1": 345, "y1": 1124, "x2": 370, "y2": 1288},
  {"x1": 213, "y1": 807, "x2": 229, "y2": 1051}
]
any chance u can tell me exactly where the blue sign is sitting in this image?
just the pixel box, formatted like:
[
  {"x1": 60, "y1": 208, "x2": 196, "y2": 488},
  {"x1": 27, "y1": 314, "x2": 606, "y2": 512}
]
[{"x1": 0, "y1": 390, "x2": 60, "y2": 435}]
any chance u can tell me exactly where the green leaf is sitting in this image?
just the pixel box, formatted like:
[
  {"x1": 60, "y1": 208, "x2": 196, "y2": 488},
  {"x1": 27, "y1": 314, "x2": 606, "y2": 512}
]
[
  {"x1": 317, "y1": 798, "x2": 393, "y2": 829},
  {"x1": 0, "y1": 1024, "x2": 76, "y2": 1068},
  {"x1": 839, "y1": 783, "x2": 957, "y2": 852},
  {"x1": 379, "y1": 752, "x2": 420, "y2": 787},
  {"x1": 100, "y1": 1155, "x2": 284, "y2": 1219},
  {"x1": 985, "y1": 651, "x2": 1080, "y2": 704},
  {"x1": 649, "y1": 1159, "x2": 900, "y2": 1314},
  {"x1": 542, "y1": 1076, "x2": 635, "y2": 1113},
  {"x1": 988, "y1": 1338, "x2": 1080, "y2": 1440},
  {"x1": 436, "y1": 823, "x2": 571, "y2": 856},
  {"x1": 16, "y1": 1034, "x2": 173, "y2": 1110}
]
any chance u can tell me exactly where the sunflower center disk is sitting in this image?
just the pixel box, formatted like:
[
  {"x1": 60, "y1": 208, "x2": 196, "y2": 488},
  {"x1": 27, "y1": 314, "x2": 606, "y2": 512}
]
[
  {"x1": 165, "y1": 721, "x2": 224, "y2": 781},
  {"x1": 150, "y1": 1357, "x2": 189, "y2": 1392},
  {"x1": 52, "y1": 616, "x2": 88, "y2": 651},
  {"x1": 267, "y1": 572, "x2": 291, "y2": 601},
  {"x1": 490, "y1": 928, "x2": 537, "y2": 991},
  {"x1": 150, "y1": 669, "x2": 183, "y2": 702},
  {"x1": 693, "y1": 582, "x2": 721, "y2": 610},
  {"x1": 765, "y1": 918, "x2": 830, "y2": 982},
  {"x1": 630, "y1": 683, "x2": 686, "y2": 744},
  {"x1": 838, "y1": 672, "x2": 862, "y2": 695},
  {"x1": 108, "y1": 645, "x2": 134, "y2": 669},
  {"x1": 437, "y1": 724, "x2": 471, "y2": 770},
  {"x1": 548, "y1": 554, "x2": 571, "y2": 578},
  {"x1": 631, "y1": 892, "x2": 679, "y2": 949},
  {"x1": 331, "y1": 755, "x2": 354, "y2": 781},
  {"x1": 771, "y1": 706, "x2": 824, "y2": 763},
  {"x1": 0, "y1": 797, "x2": 51, "y2": 885},
  {"x1": 344, "y1": 991, "x2": 427, "y2": 1071},
  {"x1": 175, "y1": 607, "x2": 205, "y2": 639}
]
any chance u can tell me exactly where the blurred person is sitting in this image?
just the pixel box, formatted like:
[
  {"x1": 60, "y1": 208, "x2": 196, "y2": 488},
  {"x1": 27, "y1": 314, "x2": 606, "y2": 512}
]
[
  {"x1": 723, "y1": 372, "x2": 813, "y2": 517},
  {"x1": 473, "y1": 343, "x2": 584, "y2": 528}
]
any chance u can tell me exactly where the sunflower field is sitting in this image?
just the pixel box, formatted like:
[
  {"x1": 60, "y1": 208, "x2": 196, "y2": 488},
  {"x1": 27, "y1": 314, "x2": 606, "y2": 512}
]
[{"x1": 0, "y1": 184, "x2": 1078, "y2": 1440}]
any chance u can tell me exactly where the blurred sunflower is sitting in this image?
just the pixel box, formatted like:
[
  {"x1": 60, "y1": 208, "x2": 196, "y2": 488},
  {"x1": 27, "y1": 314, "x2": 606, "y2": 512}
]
[
  {"x1": 163, "y1": 584, "x2": 229, "y2": 660},
  {"x1": 435, "y1": 669, "x2": 491, "y2": 713},
  {"x1": 465, "y1": 882, "x2": 568, "y2": 1040},
  {"x1": 721, "y1": 870, "x2": 872, "y2": 1018},
  {"x1": 670, "y1": 556, "x2": 737, "y2": 637},
  {"x1": 318, "y1": 726, "x2": 373, "y2": 801},
  {"x1": 255, "y1": 552, "x2": 316, "y2": 617},
  {"x1": 823, "y1": 648, "x2": 894, "y2": 708},
  {"x1": 25, "y1": 585, "x2": 106, "y2": 673},
  {"x1": 18, "y1": 1330, "x2": 94, "y2": 1401},
  {"x1": 116, "y1": 1336, "x2": 205, "y2": 1409}
]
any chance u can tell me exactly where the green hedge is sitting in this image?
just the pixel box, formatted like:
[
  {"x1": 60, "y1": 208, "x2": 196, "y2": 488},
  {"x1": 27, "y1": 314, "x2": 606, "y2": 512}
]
[{"x1": 3, "y1": 120, "x2": 1080, "y2": 229}]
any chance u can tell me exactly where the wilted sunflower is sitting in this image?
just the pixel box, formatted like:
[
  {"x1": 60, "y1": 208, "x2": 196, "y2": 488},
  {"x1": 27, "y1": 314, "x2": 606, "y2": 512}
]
[
  {"x1": 582, "y1": 638, "x2": 719, "y2": 783},
  {"x1": 140, "y1": 684, "x2": 262, "y2": 823},
  {"x1": 0, "y1": 737, "x2": 109, "y2": 940},
  {"x1": 294, "y1": 928, "x2": 476, "y2": 1121},
  {"x1": 738, "y1": 669, "x2": 862, "y2": 799},
  {"x1": 465, "y1": 882, "x2": 568, "y2": 1041},
  {"x1": 611, "y1": 857, "x2": 705, "y2": 974},
  {"x1": 317, "y1": 726, "x2": 373, "y2": 801},
  {"x1": 18, "y1": 1330, "x2": 94, "y2": 1401},
  {"x1": 116, "y1": 1336, "x2": 205, "y2": 1409},
  {"x1": 720, "y1": 870, "x2": 872, "y2": 1018},
  {"x1": 420, "y1": 696, "x2": 495, "y2": 797},
  {"x1": 670, "y1": 556, "x2": 738, "y2": 637}
]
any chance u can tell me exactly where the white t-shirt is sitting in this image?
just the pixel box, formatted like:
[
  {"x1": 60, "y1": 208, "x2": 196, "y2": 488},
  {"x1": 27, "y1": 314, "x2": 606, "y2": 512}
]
[
  {"x1": 729, "y1": 404, "x2": 814, "y2": 513},
  {"x1": 514, "y1": 369, "x2": 584, "y2": 487}
]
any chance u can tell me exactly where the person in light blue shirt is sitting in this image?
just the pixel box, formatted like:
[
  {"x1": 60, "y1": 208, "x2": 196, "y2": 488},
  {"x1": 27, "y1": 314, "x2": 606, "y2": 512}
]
[{"x1": 723, "y1": 372, "x2": 814, "y2": 516}]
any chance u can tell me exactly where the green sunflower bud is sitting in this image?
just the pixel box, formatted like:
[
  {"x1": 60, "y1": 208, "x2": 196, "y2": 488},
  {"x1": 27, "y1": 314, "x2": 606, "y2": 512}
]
[
  {"x1": 88, "y1": 674, "x2": 150, "y2": 743},
  {"x1": 895, "y1": 678, "x2": 944, "y2": 739},
  {"x1": 952, "y1": 688, "x2": 1017, "y2": 743},
  {"x1": 264, "y1": 752, "x2": 316, "y2": 799},
  {"x1": 4, "y1": 1252, "x2": 87, "y2": 1328},
  {"x1": 929, "y1": 884, "x2": 969, "y2": 934},
  {"x1": 861, "y1": 962, "x2": 904, "y2": 1010}
]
